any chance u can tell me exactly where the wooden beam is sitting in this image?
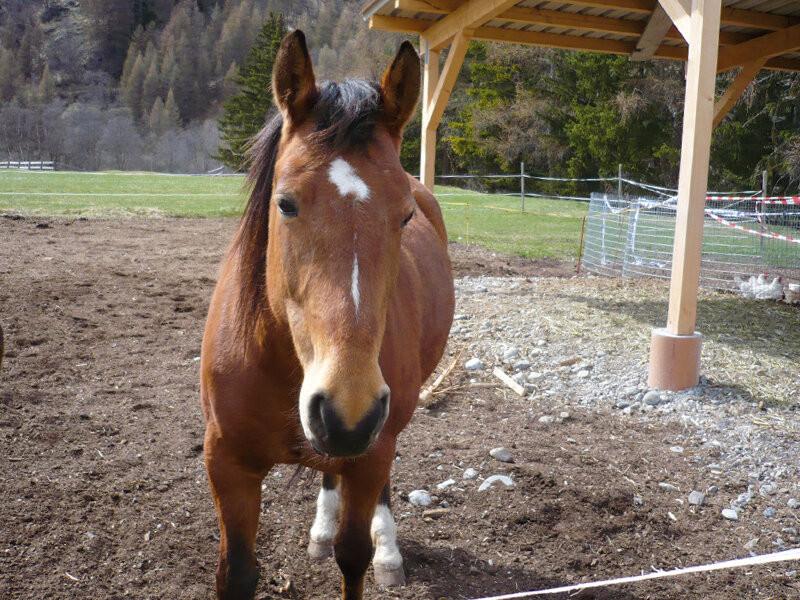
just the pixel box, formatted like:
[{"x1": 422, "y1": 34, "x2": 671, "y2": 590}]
[
  {"x1": 562, "y1": 0, "x2": 799, "y2": 32},
  {"x1": 420, "y1": 37, "x2": 440, "y2": 190},
  {"x1": 394, "y1": 0, "x2": 460, "y2": 14},
  {"x1": 420, "y1": 32, "x2": 469, "y2": 188},
  {"x1": 384, "y1": 0, "x2": 800, "y2": 34},
  {"x1": 425, "y1": 32, "x2": 470, "y2": 129},
  {"x1": 632, "y1": 6, "x2": 676, "y2": 60},
  {"x1": 371, "y1": 15, "x2": 429, "y2": 33},
  {"x1": 667, "y1": 0, "x2": 721, "y2": 335},
  {"x1": 713, "y1": 58, "x2": 766, "y2": 127},
  {"x1": 717, "y1": 23, "x2": 800, "y2": 72},
  {"x1": 420, "y1": 0, "x2": 518, "y2": 50},
  {"x1": 656, "y1": 0, "x2": 690, "y2": 41},
  {"x1": 372, "y1": 13, "x2": 750, "y2": 46},
  {"x1": 369, "y1": 15, "x2": 800, "y2": 72}
]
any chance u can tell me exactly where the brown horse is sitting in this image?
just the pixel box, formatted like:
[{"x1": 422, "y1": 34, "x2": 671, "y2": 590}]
[{"x1": 200, "y1": 31, "x2": 454, "y2": 600}]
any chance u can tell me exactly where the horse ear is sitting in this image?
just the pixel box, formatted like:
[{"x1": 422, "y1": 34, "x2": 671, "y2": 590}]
[
  {"x1": 272, "y1": 30, "x2": 317, "y2": 125},
  {"x1": 380, "y1": 41, "x2": 421, "y2": 136}
]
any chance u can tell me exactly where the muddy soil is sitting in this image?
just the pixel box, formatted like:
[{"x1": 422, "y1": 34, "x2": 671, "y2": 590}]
[{"x1": 0, "y1": 216, "x2": 794, "y2": 599}]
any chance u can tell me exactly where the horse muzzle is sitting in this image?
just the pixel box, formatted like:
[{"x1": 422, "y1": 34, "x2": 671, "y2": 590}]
[{"x1": 304, "y1": 387, "x2": 390, "y2": 457}]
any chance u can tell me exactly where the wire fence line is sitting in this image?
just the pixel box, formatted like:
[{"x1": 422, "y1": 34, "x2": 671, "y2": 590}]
[{"x1": 582, "y1": 193, "x2": 800, "y2": 291}]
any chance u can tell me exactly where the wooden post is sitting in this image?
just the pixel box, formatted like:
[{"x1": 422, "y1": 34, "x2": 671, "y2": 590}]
[
  {"x1": 420, "y1": 38, "x2": 440, "y2": 190},
  {"x1": 617, "y1": 163, "x2": 623, "y2": 199},
  {"x1": 648, "y1": 0, "x2": 721, "y2": 391},
  {"x1": 420, "y1": 33, "x2": 470, "y2": 191},
  {"x1": 520, "y1": 161, "x2": 525, "y2": 212}
]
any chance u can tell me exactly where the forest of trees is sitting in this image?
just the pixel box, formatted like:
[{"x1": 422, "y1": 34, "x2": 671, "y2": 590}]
[{"x1": 1, "y1": 0, "x2": 800, "y2": 191}]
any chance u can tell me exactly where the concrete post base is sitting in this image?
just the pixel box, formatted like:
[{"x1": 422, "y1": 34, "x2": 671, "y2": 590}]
[{"x1": 647, "y1": 328, "x2": 702, "y2": 391}]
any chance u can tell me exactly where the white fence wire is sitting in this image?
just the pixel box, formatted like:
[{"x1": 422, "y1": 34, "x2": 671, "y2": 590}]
[{"x1": 583, "y1": 192, "x2": 800, "y2": 290}]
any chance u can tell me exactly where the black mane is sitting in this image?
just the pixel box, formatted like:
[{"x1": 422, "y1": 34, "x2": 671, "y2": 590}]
[{"x1": 233, "y1": 79, "x2": 384, "y2": 337}]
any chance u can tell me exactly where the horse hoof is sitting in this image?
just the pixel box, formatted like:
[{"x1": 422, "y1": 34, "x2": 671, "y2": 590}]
[
  {"x1": 374, "y1": 565, "x2": 405, "y2": 588},
  {"x1": 307, "y1": 539, "x2": 333, "y2": 561}
]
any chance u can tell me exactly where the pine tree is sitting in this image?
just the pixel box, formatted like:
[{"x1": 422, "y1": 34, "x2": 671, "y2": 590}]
[
  {"x1": 148, "y1": 96, "x2": 167, "y2": 135},
  {"x1": 164, "y1": 87, "x2": 182, "y2": 128},
  {"x1": 38, "y1": 64, "x2": 55, "y2": 103},
  {"x1": 122, "y1": 53, "x2": 146, "y2": 120},
  {"x1": 216, "y1": 13, "x2": 286, "y2": 170},
  {"x1": 141, "y1": 55, "x2": 161, "y2": 119},
  {"x1": 222, "y1": 62, "x2": 238, "y2": 99}
]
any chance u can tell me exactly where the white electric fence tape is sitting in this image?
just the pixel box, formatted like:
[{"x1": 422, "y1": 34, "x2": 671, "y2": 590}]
[{"x1": 469, "y1": 548, "x2": 800, "y2": 600}]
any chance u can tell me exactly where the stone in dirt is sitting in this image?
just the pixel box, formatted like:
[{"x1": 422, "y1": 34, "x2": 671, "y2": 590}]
[
  {"x1": 478, "y1": 475, "x2": 515, "y2": 492},
  {"x1": 658, "y1": 482, "x2": 680, "y2": 492},
  {"x1": 502, "y1": 347, "x2": 519, "y2": 361},
  {"x1": 408, "y1": 490, "x2": 432, "y2": 507},
  {"x1": 463, "y1": 468, "x2": 479, "y2": 480},
  {"x1": 688, "y1": 491, "x2": 705, "y2": 506},
  {"x1": 489, "y1": 447, "x2": 514, "y2": 463},
  {"x1": 643, "y1": 390, "x2": 662, "y2": 406},
  {"x1": 788, "y1": 498, "x2": 799, "y2": 509},
  {"x1": 558, "y1": 356, "x2": 581, "y2": 367},
  {"x1": 722, "y1": 508, "x2": 739, "y2": 521},
  {"x1": 436, "y1": 479, "x2": 456, "y2": 491},
  {"x1": 465, "y1": 358, "x2": 484, "y2": 371},
  {"x1": 763, "y1": 507, "x2": 777, "y2": 518}
]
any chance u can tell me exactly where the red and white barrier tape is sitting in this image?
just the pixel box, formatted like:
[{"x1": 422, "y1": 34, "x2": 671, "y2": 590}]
[
  {"x1": 707, "y1": 195, "x2": 800, "y2": 204},
  {"x1": 469, "y1": 547, "x2": 800, "y2": 600},
  {"x1": 705, "y1": 211, "x2": 800, "y2": 245}
]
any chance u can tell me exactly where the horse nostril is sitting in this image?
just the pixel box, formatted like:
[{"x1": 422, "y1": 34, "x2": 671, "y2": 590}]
[{"x1": 309, "y1": 391, "x2": 330, "y2": 441}]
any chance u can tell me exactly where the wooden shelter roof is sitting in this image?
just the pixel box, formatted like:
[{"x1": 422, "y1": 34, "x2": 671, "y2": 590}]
[{"x1": 362, "y1": 0, "x2": 800, "y2": 72}]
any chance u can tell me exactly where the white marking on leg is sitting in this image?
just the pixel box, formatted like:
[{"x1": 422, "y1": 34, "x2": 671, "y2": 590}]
[
  {"x1": 310, "y1": 486, "x2": 340, "y2": 545},
  {"x1": 371, "y1": 504, "x2": 402, "y2": 570},
  {"x1": 328, "y1": 158, "x2": 370, "y2": 202}
]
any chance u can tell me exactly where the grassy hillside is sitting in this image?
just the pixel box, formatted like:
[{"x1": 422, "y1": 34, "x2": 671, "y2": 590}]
[{"x1": 0, "y1": 171, "x2": 588, "y2": 260}]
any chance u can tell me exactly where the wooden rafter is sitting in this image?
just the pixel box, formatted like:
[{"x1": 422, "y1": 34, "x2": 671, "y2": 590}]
[
  {"x1": 717, "y1": 23, "x2": 800, "y2": 72},
  {"x1": 371, "y1": 13, "x2": 749, "y2": 45},
  {"x1": 713, "y1": 58, "x2": 766, "y2": 127},
  {"x1": 632, "y1": 6, "x2": 676, "y2": 60},
  {"x1": 394, "y1": 0, "x2": 460, "y2": 13},
  {"x1": 370, "y1": 14, "x2": 800, "y2": 72},
  {"x1": 383, "y1": 0, "x2": 800, "y2": 33},
  {"x1": 656, "y1": 0, "x2": 690, "y2": 41},
  {"x1": 419, "y1": 0, "x2": 519, "y2": 50}
]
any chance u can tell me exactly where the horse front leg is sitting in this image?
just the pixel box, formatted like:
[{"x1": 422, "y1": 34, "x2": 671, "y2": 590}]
[
  {"x1": 308, "y1": 472, "x2": 340, "y2": 560},
  {"x1": 205, "y1": 427, "x2": 268, "y2": 600},
  {"x1": 334, "y1": 464, "x2": 389, "y2": 600},
  {"x1": 371, "y1": 481, "x2": 405, "y2": 587}
]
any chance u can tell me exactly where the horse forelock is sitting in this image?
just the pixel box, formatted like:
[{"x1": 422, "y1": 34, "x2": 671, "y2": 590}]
[{"x1": 232, "y1": 79, "x2": 386, "y2": 341}]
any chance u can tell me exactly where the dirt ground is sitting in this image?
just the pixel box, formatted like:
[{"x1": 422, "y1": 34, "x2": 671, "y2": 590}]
[{"x1": 0, "y1": 216, "x2": 796, "y2": 600}]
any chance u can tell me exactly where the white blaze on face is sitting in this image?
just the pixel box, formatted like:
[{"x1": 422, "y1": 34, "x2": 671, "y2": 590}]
[
  {"x1": 309, "y1": 485, "x2": 340, "y2": 545},
  {"x1": 350, "y1": 248, "x2": 360, "y2": 315},
  {"x1": 328, "y1": 158, "x2": 370, "y2": 317},
  {"x1": 327, "y1": 158, "x2": 370, "y2": 202},
  {"x1": 371, "y1": 504, "x2": 403, "y2": 570}
]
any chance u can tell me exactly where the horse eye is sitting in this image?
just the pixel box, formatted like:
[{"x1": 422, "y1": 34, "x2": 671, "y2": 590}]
[
  {"x1": 401, "y1": 209, "x2": 415, "y2": 228},
  {"x1": 277, "y1": 196, "x2": 298, "y2": 218}
]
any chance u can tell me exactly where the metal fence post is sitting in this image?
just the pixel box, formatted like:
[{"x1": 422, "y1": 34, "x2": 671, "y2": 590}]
[
  {"x1": 618, "y1": 163, "x2": 623, "y2": 199},
  {"x1": 520, "y1": 161, "x2": 525, "y2": 212}
]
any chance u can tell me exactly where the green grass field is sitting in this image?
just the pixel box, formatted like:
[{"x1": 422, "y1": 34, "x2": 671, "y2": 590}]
[{"x1": 0, "y1": 171, "x2": 588, "y2": 260}]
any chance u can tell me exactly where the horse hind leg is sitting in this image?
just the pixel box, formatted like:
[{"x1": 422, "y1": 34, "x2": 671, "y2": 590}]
[
  {"x1": 371, "y1": 483, "x2": 405, "y2": 587},
  {"x1": 308, "y1": 472, "x2": 340, "y2": 560}
]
